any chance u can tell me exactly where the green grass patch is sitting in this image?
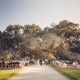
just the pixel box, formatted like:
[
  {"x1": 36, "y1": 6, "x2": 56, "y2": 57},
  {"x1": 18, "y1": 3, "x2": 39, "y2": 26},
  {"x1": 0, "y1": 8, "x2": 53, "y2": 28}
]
[
  {"x1": 60, "y1": 68, "x2": 80, "y2": 80},
  {"x1": 0, "y1": 68, "x2": 22, "y2": 80}
]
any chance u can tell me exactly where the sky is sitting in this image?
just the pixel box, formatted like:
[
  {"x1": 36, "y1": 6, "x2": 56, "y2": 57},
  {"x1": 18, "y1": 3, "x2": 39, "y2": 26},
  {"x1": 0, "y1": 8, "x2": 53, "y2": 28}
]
[{"x1": 0, "y1": 0, "x2": 80, "y2": 31}]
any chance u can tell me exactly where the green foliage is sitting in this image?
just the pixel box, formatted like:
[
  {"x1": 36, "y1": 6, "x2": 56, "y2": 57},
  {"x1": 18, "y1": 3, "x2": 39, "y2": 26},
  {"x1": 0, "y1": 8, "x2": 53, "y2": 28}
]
[
  {"x1": 60, "y1": 69, "x2": 80, "y2": 80},
  {"x1": 0, "y1": 20, "x2": 80, "y2": 60}
]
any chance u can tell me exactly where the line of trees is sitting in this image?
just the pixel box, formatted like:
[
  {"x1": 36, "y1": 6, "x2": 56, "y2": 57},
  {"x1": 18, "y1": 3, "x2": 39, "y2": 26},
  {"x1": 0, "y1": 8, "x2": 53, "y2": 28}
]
[{"x1": 0, "y1": 20, "x2": 80, "y2": 61}]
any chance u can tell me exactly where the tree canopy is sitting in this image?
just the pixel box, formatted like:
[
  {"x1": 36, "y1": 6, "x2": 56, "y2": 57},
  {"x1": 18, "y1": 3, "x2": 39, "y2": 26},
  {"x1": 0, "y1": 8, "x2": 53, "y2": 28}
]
[{"x1": 0, "y1": 20, "x2": 80, "y2": 61}]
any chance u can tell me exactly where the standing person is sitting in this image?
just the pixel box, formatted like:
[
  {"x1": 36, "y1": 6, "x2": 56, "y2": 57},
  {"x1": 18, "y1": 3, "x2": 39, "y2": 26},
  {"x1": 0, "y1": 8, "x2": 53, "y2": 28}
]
[
  {"x1": 39, "y1": 59, "x2": 42, "y2": 66},
  {"x1": 38, "y1": 59, "x2": 40, "y2": 66}
]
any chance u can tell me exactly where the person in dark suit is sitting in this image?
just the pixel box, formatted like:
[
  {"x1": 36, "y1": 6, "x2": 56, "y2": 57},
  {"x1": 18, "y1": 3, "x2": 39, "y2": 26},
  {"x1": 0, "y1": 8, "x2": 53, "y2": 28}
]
[{"x1": 39, "y1": 59, "x2": 42, "y2": 66}]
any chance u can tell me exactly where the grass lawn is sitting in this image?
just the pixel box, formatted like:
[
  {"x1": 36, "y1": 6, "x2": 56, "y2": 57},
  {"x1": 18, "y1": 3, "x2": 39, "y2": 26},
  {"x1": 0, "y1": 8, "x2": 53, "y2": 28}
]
[
  {"x1": 0, "y1": 68, "x2": 22, "y2": 80},
  {"x1": 60, "y1": 68, "x2": 80, "y2": 80}
]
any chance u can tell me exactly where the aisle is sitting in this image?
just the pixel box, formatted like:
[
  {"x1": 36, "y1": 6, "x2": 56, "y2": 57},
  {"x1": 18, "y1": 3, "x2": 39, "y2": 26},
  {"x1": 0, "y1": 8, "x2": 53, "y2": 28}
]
[{"x1": 9, "y1": 64, "x2": 71, "y2": 80}]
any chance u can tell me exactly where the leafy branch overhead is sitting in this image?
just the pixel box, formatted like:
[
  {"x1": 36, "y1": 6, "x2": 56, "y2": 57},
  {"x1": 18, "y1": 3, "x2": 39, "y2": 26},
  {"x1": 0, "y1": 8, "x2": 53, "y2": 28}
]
[{"x1": 0, "y1": 20, "x2": 80, "y2": 60}]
